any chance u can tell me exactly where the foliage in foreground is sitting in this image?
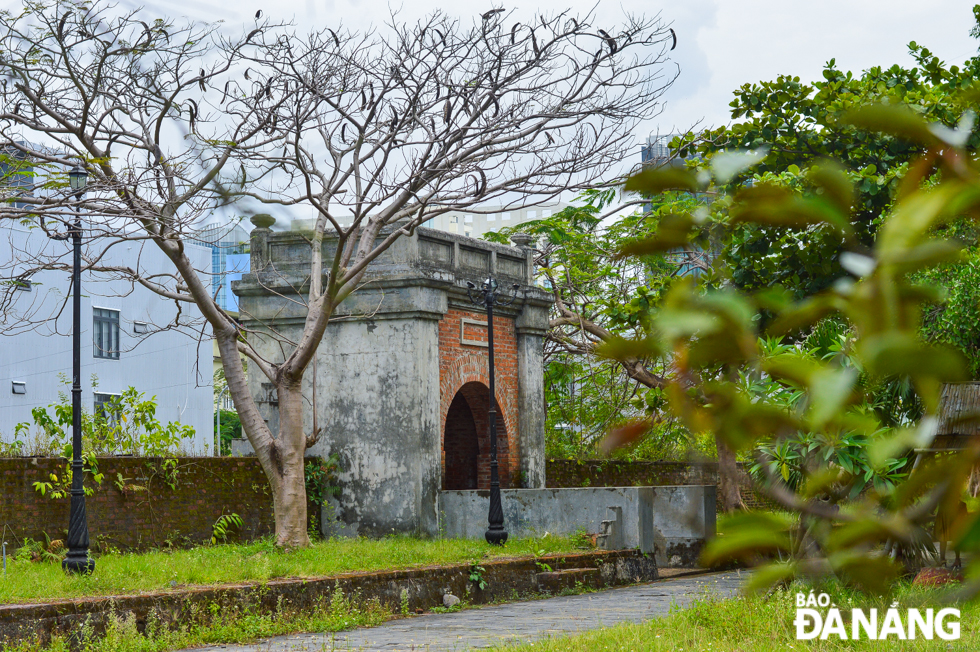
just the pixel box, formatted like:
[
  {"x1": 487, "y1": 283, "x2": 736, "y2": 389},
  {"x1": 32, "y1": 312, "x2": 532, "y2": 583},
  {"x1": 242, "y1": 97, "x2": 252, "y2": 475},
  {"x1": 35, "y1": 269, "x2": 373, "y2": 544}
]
[
  {"x1": 609, "y1": 98, "x2": 980, "y2": 595},
  {"x1": 502, "y1": 580, "x2": 980, "y2": 651},
  {"x1": 0, "y1": 535, "x2": 579, "y2": 604}
]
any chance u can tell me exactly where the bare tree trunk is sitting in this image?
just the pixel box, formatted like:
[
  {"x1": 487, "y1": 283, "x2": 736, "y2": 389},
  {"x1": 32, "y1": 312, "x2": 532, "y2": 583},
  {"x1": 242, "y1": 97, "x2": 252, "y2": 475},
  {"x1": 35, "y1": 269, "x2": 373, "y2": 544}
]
[
  {"x1": 716, "y1": 433, "x2": 745, "y2": 513},
  {"x1": 270, "y1": 381, "x2": 311, "y2": 549},
  {"x1": 0, "y1": 3, "x2": 674, "y2": 549}
]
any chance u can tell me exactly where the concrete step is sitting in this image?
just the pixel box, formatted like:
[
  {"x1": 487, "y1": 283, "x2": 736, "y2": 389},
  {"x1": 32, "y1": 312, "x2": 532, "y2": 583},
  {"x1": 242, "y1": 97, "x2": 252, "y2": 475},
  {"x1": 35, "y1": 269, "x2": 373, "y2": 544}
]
[{"x1": 535, "y1": 567, "x2": 601, "y2": 593}]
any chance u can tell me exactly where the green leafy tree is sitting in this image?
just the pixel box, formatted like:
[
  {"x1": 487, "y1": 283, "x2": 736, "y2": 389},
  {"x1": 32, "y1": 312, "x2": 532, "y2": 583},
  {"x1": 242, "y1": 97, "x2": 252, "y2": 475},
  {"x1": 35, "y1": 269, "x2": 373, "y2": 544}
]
[
  {"x1": 675, "y1": 11, "x2": 980, "y2": 300},
  {"x1": 614, "y1": 102, "x2": 980, "y2": 595}
]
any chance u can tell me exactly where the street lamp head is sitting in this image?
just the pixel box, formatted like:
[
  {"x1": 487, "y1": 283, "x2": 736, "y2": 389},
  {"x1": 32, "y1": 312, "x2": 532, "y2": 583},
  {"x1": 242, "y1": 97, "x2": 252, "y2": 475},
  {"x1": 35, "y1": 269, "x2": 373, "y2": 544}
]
[
  {"x1": 484, "y1": 277, "x2": 498, "y2": 292},
  {"x1": 466, "y1": 281, "x2": 477, "y2": 290},
  {"x1": 68, "y1": 165, "x2": 87, "y2": 193}
]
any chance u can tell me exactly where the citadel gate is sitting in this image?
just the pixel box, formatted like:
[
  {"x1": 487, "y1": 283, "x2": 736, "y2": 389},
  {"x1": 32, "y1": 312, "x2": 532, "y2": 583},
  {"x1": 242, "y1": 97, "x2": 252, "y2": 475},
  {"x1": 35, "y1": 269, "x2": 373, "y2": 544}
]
[{"x1": 234, "y1": 221, "x2": 551, "y2": 536}]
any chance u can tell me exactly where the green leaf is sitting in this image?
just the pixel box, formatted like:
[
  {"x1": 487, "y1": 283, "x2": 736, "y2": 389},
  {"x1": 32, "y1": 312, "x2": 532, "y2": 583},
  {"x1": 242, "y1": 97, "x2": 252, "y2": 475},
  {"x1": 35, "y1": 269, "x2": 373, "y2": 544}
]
[
  {"x1": 594, "y1": 335, "x2": 662, "y2": 361},
  {"x1": 767, "y1": 296, "x2": 839, "y2": 335},
  {"x1": 654, "y1": 309, "x2": 721, "y2": 341},
  {"x1": 808, "y1": 367, "x2": 859, "y2": 428},
  {"x1": 731, "y1": 185, "x2": 854, "y2": 237},
  {"x1": 618, "y1": 213, "x2": 698, "y2": 257},
  {"x1": 710, "y1": 148, "x2": 768, "y2": 184},
  {"x1": 876, "y1": 183, "x2": 971, "y2": 255},
  {"x1": 858, "y1": 332, "x2": 968, "y2": 383},
  {"x1": 878, "y1": 239, "x2": 965, "y2": 273},
  {"x1": 868, "y1": 418, "x2": 936, "y2": 468},
  {"x1": 701, "y1": 512, "x2": 793, "y2": 566},
  {"x1": 743, "y1": 562, "x2": 798, "y2": 594},
  {"x1": 954, "y1": 511, "x2": 980, "y2": 552},
  {"x1": 624, "y1": 167, "x2": 699, "y2": 195},
  {"x1": 807, "y1": 161, "x2": 855, "y2": 216},
  {"x1": 830, "y1": 552, "x2": 902, "y2": 595},
  {"x1": 842, "y1": 104, "x2": 940, "y2": 147},
  {"x1": 927, "y1": 110, "x2": 974, "y2": 147}
]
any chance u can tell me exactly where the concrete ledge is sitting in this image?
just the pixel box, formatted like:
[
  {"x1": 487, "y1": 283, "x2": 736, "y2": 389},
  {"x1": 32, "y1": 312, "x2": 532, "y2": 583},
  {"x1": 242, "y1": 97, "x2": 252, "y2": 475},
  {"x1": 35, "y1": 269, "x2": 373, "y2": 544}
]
[
  {"x1": 0, "y1": 549, "x2": 656, "y2": 648},
  {"x1": 438, "y1": 486, "x2": 716, "y2": 568},
  {"x1": 535, "y1": 568, "x2": 601, "y2": 592}
]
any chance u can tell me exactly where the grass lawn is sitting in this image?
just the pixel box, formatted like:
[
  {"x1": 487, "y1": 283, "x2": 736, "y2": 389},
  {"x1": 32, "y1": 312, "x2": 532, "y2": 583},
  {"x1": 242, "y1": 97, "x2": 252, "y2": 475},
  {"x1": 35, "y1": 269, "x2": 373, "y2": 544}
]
[
  {"x1": 502, "y1": 579, "x2": 980, "y2": 651},
  {"x1": 0, "y1": 534, "x2": 581, "y2": 604}
]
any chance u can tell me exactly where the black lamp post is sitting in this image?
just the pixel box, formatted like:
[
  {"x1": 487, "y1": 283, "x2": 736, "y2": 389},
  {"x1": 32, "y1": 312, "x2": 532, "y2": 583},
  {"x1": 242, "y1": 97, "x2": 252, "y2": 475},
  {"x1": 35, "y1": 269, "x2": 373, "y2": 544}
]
[
  {"x1": 62, "y1": 164, "x2": 94, "y2": 575},
  {"x1": 466, "y1": 276, "x2": 520, "y2": 546}
]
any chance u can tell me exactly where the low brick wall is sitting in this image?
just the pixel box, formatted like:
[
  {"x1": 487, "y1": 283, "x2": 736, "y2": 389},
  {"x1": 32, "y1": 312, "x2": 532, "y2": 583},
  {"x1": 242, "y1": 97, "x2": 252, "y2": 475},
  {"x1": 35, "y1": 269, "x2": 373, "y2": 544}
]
[
  {"x1": 0, "y1": 549, "x2": 657, "y2": 648},
  {"x1": 0, "y1": 457, "x2": 311, "y2": 551},
  {"x1": 545, "y1": 459, "x2": 776, "y2": 511}
]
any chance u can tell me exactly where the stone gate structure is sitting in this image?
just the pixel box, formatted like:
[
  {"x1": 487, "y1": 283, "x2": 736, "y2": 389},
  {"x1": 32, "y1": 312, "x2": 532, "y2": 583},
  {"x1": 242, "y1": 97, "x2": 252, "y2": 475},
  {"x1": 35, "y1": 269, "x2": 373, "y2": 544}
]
[{"x1": 233, "y1": 220, "x2": 553, "y2": 537}]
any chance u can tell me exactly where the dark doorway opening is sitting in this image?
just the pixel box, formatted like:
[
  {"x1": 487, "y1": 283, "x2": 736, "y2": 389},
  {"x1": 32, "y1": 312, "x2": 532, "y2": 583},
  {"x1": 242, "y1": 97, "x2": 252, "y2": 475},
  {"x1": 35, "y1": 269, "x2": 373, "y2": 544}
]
[
  {"x1": 444, "y1": 392, "x2": 479, "y2": 490},
  {"x1": 442, "y1": 381, "x2": 509, "y2": 490}
]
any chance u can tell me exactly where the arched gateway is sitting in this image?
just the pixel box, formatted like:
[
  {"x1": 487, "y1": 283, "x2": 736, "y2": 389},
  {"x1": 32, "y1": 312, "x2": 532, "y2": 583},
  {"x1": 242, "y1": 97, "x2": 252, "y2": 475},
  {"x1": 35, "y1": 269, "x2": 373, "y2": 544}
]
[
  {"x1": 234, "y1": 223, "x2": 551, "y2": 537},
  {"x1": 443, "y1": 381, "x2": 509, "y2": 490}
]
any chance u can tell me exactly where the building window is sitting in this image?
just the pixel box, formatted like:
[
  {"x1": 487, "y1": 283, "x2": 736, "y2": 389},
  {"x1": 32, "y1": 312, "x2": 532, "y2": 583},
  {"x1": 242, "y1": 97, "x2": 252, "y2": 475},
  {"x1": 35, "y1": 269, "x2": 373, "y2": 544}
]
[
  {"x1": 464, "y1": 215, "x2": 473, "y2": 224},
  {"x1": 93, "y1": 308, "x2": 120, "y2": 359},
  {"x1": 542, "y1": 209, "x2": 552, "y2": 218},
  {"x1": 502, "y1": 212, "x2": 511, "y2": 221},
  {"x1": 133, "y1": 321, "x2": 148, "y2": 334},
  {"x1": 488, "y1": 213, "x2": 496, "y2": 222},
  {"x1": 526, "y1": 210, "x2": 537, "y2": 220},
  {"x1": 11, "y1": 381, "x2": 25, "y2": 395},
  {"x1": 12, "y1": 278, "x2": 31, "y2": 292},
  {"x1": 93, "y1": 392, "x2": 120, "y2": 423}
]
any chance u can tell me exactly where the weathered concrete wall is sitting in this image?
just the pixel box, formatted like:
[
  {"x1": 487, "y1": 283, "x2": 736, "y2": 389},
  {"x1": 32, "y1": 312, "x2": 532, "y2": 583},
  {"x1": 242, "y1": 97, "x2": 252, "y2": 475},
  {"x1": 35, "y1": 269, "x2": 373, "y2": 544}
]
[
  {"x1": 438, "y1": 486, "x2": 715, "y2": 567},
  {"x1": 515, "y1": 306, "x2": 548, "y2": 488},
  {"x1": 233, "y1": 225, "x2": 552, "y2": 537},
  {"x1": 0, "y1": 549, "x2": 656, "y2": 648}
]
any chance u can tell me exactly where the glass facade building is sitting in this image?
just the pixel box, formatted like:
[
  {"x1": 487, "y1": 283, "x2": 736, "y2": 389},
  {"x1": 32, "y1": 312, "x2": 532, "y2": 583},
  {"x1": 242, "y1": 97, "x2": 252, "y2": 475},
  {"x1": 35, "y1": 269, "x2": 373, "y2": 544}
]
[{"x1": 192, "y1": 223, "x2": 251, "y2": 312}]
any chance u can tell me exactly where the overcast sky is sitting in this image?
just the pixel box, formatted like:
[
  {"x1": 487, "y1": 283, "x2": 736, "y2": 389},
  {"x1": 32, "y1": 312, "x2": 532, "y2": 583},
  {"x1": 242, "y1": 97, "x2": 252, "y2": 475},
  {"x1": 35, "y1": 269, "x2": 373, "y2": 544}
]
[
  {"x1": 113, "y1": 0, "x2": 980, "y2": 150},
  {"x1": 3, "y1": 0, "x2": 975, "y2": 221}
]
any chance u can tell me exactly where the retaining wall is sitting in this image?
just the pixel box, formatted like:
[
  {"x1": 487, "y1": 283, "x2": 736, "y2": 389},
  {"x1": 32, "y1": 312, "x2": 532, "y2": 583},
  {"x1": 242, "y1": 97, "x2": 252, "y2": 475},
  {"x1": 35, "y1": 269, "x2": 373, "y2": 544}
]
[
  {"x1": 545, "y1": 459, "x2": 776, "y2": 511},
  {"x1": 0, "y1": 457, "x2": 300, "y2": 551},
  {"x1": 0, "y1": 549, "x2": 656, "y2": 648},
  {"x1": 439, "y1": 486, "x2": 715, "y2": 568}
]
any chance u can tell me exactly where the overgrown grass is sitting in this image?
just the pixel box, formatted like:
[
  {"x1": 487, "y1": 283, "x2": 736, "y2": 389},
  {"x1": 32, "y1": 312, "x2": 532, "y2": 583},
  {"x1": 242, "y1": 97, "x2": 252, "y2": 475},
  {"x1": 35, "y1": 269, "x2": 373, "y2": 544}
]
[
  {"x1": 0, "y1": 534, "x2": 581, "y2": 604},
  {"x1": 2, "y1": 583, "x2": 389, "y2": 652},
  {"x1": 501, "y1": 579, "x2": 980, "y2": 650}
]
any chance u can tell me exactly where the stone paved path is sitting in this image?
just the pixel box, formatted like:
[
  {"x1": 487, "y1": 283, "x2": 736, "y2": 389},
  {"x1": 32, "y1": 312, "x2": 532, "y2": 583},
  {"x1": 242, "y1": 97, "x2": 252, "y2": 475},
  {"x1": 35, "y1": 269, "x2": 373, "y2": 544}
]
[{"x1": 182, "y1": 570, "x2": 744, "y2": 652}]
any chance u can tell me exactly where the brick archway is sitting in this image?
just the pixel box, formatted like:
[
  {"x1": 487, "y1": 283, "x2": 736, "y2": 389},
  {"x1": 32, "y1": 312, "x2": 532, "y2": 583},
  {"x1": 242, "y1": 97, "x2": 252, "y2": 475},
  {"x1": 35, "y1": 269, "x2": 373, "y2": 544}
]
[
  {"x1": 444, "y1": 391, "x2": 479, "y2": 489},
  {"x1": 442, "y1": 381, "x2": 510, "y2": 490},
  {"x1": 439, "y1": 308, "x2": 520, "y2": 489}
]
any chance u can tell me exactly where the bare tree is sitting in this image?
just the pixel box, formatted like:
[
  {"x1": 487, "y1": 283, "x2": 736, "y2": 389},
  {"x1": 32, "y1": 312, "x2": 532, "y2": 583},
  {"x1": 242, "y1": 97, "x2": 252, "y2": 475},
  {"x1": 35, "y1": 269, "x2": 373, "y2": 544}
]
[{"x1": 0, "y1": 0, "x2": 677, "y2": 547}]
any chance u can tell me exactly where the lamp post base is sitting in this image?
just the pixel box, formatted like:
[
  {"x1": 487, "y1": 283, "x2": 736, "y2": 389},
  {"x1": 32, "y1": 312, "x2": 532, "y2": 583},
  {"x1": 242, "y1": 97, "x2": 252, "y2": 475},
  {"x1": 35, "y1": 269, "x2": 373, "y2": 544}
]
[
  {"x1": 62, "y1": 552, "x2": 95, "y2": 575},
  {"x1": 485, "y1": 526, "x2": 508, "y2": 546}
]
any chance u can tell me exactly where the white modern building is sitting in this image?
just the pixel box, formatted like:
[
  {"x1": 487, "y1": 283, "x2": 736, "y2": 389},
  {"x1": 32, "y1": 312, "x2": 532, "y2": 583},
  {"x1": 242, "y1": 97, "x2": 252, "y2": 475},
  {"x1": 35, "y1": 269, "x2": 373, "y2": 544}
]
[
  {"x1": 419, "y1": 203, "x2": 568, "y2": 239},
  {"x1": 292, "y1": 202, "x2": 569, "y2": 240},
  {"x1": 0, "y1": 222, "x2": 215, "y2": 453}
]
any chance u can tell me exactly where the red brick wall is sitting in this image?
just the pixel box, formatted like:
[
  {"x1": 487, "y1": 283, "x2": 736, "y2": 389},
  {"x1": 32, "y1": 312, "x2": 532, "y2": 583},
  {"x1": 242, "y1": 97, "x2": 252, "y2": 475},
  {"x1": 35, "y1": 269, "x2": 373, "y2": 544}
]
[
  {"x1": 546, "y1": 459, "x2": 778, "y2": 511},
  {"x1": 438, "y1": 307, "x2": 520, "y2": 489},
  {"x1": 0, "y1": 457, "x2": 315, "y2": 551}
]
